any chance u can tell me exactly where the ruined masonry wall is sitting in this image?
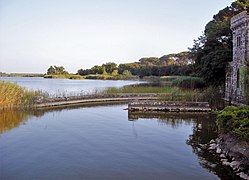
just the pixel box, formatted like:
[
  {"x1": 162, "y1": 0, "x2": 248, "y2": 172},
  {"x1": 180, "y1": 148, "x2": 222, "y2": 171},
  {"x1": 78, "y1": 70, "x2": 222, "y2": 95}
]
[{"x1": 226, "y1": 11, "x2": 249, "y2": 105}]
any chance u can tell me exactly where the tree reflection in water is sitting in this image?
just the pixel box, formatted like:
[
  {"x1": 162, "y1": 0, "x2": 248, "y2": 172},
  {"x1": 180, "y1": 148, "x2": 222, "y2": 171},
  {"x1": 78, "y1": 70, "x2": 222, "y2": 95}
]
[{"x1": 128, "y1": 111, "x2": 240, "y2": 179}]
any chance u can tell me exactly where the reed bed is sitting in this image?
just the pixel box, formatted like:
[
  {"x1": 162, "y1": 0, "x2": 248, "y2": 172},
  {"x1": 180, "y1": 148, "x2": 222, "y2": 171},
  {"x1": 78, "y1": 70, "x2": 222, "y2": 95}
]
[
  {"x1": 103, "y1": 84, "x2": 223, "y2": 106},
  {"x1": 104, "y1": 85, "x2": 181, "y2": 94},
  {"x1": 0, "y1": 81, "x2": 39, "y2": 109},
  {"x1": 104, "y1": 85, "x2": 202, "y2": 101}
]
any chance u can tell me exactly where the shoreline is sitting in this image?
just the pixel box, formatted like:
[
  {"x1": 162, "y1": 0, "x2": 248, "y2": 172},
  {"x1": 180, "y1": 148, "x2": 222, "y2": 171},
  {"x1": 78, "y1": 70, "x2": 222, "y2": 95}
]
[{"x1": 203, "y1": 134, "x2": 249, "y2": 179}]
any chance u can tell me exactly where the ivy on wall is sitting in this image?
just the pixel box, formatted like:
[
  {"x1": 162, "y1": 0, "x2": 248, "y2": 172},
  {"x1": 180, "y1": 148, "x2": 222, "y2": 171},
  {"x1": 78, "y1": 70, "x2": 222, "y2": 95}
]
[{"x1": 240, "y1": 65, "x2": 249, "y2": 104}]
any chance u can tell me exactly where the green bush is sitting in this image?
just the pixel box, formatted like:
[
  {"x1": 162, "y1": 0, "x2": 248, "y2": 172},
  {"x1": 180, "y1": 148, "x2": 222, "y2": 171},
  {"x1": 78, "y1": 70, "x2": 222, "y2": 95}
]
[{"x1": 217, "y1": 106, "x2": 249, "y2": 139}]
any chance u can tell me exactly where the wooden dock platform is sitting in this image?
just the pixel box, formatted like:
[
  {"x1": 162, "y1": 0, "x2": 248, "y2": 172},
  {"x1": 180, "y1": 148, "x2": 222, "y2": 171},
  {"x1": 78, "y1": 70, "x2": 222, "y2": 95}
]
[{"x1": 128, "y1": 100, "x2": 212, "y2": 112}]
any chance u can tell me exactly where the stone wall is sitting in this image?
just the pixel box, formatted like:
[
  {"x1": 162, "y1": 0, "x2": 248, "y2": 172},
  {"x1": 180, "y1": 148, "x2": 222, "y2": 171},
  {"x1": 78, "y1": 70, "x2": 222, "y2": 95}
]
[{"x1": 225, "y1": 11, "x2": 249, "y2": 105}]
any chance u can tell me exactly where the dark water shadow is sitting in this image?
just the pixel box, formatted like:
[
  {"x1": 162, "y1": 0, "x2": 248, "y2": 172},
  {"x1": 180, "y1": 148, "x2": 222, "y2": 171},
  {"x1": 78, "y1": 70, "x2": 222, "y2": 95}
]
[
  {"x1": 128, "y1": 111, "x2": 240, "y2": 179},
  {"x1": 187, "y1": 116, "x2": 241, "y2": 179}
]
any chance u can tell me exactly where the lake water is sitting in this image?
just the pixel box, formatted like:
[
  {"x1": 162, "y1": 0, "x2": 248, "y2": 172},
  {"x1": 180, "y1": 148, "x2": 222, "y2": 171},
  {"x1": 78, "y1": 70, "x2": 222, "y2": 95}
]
[
  {"x1": 0, "y1": 104, "x2": 238, "y2": 179},
  {"x1": 0, "y1": 77, "x2": 141, "y2": 97}
]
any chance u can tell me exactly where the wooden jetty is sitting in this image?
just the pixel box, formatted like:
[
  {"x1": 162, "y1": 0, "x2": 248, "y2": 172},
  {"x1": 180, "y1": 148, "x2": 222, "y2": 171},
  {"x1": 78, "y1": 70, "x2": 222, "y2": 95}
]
[{"x1": 128, "y1": 100, "x2": 212, "y2": 112}]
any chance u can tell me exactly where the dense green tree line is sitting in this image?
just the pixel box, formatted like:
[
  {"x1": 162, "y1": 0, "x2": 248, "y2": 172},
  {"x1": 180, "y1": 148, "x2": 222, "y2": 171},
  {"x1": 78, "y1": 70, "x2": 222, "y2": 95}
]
[
  {"x1": 77, "y1": 52, "x2": 193, "y2": 78},
  {"x1": 190, "y1": 0, "x2": 249, "y2": 86}
]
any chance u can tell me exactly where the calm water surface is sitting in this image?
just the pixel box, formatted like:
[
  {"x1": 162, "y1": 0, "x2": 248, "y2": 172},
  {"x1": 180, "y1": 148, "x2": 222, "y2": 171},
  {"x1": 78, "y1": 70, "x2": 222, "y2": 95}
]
[
  {"x1": 0, "y1": 77, "x2": 141, "y2": 96},
  {"x1": 0, "y1": 104, "x2": 238, "y2": 179}
]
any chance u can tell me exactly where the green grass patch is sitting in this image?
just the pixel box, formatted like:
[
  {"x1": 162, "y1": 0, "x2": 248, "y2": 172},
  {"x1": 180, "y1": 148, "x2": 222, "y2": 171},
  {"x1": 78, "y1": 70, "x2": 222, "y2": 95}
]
[
  {"x1": 217, "y1": 106, "x2": 249, "y2": 140},
  {"x1": 0, "y1": 73, "x2": 44, "y2": 77}
]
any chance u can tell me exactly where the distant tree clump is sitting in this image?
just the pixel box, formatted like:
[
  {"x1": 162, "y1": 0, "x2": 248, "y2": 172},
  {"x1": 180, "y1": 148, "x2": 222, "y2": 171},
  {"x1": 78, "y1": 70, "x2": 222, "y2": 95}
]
[{"x1": 47, "y1": 65, "x2": 69, "y2": 75}]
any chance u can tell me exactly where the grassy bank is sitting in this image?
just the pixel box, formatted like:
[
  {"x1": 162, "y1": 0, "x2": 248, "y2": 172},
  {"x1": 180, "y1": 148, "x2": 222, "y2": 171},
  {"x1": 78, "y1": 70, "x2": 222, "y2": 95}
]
[
  {"x1": 44, "y1": 74, "x2": 85, "y2": 79},
  {"x1": 104, "y1": 85, "x2": 204, "y2": 102},
  {"x1": 104, "y1": 85, "x2": 180, "y2": 94},
  {"x1": 0, "y1": 73, "x2": 44, "y2": 77},
  {"x1": 44, "y1": 74, "x2": 137, "y2": 80},
  {"x1": 82, "y1": 74, "x2": 138, "y2": 80},
  {"x1": 0, "y1": 81, "x2": 40, "y2": 109},
  {"x1": 217, "y1": 106, "x2": 249, "y2": 140},
  {"x1": 103, "y1": 84, "x2": 224, "y2": 106}
]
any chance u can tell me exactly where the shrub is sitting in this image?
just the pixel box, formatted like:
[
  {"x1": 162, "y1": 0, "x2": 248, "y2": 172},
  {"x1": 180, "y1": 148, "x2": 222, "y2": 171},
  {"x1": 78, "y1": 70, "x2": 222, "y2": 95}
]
[
  {"x1": 122, "y1": 70, "x2": 132, "y2": 77},
  {"x1": 111, "y1": 70, "x2": 119, "y2": 76},
  {"x1": 217, "y1": 106, "x2": 249, "y2": 140}
]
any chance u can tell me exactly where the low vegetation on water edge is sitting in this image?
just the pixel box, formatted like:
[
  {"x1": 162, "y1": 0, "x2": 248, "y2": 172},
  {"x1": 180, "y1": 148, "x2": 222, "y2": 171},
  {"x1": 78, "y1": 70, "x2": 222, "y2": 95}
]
[
  {"x1": 217, "y1": 106, "x2": 249, "y2": 140},
  {"x1": 103, "y1": 84, "x2": 224, "y2": 107},
  {"x1": 0, "y1": 73, "x2": 44, "y2": 77},
  {"x1": 104, "y1": 84, "x2": 180, "y2": 94},
  {"x1": 0, "y1": 81, "x2": 41, "y2": 108},
  {"x1": 82, "y1": 74, "x2": 138, "y2": 80},
  {"x1": 44, "y1": 74, "x2": 85, "y2": 80},
  {"x1": 171, "y1": 76, "x2": 205, "y2": 89}
]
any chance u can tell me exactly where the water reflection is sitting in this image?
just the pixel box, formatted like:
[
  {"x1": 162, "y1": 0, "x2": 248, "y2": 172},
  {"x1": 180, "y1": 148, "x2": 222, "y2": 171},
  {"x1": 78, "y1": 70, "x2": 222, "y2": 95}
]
[
  {"x1": 0, "y1": 105, "x2": 240, "y2": 179},
  {"x1": 186, "y1": 114, "x2": 240, "y2": 179},
  {"x1": 128, "y1": 111, "x2": 239, "y2": 179},
  {"x1": 186, "y1": 113, "x2": 219, "y2": 174},
  {"x1": 128, "y1": 111, "x2": 211, "y2": 128},
  {"x1": 0, "y1": 110, "x2": 46, "y2": 133},
  {"x1": 0, "y1": 110, "x2": 30, "y2": 133},
  {"x1": 0, "y1": 103, "x2": 126, "y2": 134}
]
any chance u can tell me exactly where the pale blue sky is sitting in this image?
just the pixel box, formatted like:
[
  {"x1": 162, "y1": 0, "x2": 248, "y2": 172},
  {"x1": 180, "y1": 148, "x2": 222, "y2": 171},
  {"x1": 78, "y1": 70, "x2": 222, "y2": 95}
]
[{"x1": 0, "y1": 0, "x2": 234, "y2": 73}]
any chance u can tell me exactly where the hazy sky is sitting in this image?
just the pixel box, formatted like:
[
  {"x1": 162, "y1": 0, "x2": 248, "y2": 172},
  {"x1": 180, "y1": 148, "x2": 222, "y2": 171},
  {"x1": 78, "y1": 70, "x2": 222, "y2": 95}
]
[{"x1": 0, "y1": 0, "x2": 234, "y2": 73}]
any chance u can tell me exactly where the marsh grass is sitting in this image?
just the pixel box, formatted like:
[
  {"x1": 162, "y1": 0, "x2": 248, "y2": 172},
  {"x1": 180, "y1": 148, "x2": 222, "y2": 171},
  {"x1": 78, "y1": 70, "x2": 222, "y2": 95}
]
[
  {"x1": 172, "y1": 76, "x2": 205, "y2": 89},
  {"x1": 103, "y1": 84, "x2": 224, "y2": 105},
  {"x1": 103, "y1": 84, "x2": 204, "y2": 102},
  {"x1": 104, "y1": 85, "x2": 180, "y2": 94},
  {"x1": 0, "y1": 81, "x2": 41, "y2": 109}
]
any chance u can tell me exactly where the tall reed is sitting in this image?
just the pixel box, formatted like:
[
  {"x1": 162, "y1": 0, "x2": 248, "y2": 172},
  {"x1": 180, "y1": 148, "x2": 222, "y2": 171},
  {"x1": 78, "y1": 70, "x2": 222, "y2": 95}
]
[
  {"x1": 0, "y1": 81, "x2": 38, "y2": 109},
  {"x1": 104, "y1": 85, "x2": 180, "y2": 94}
]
